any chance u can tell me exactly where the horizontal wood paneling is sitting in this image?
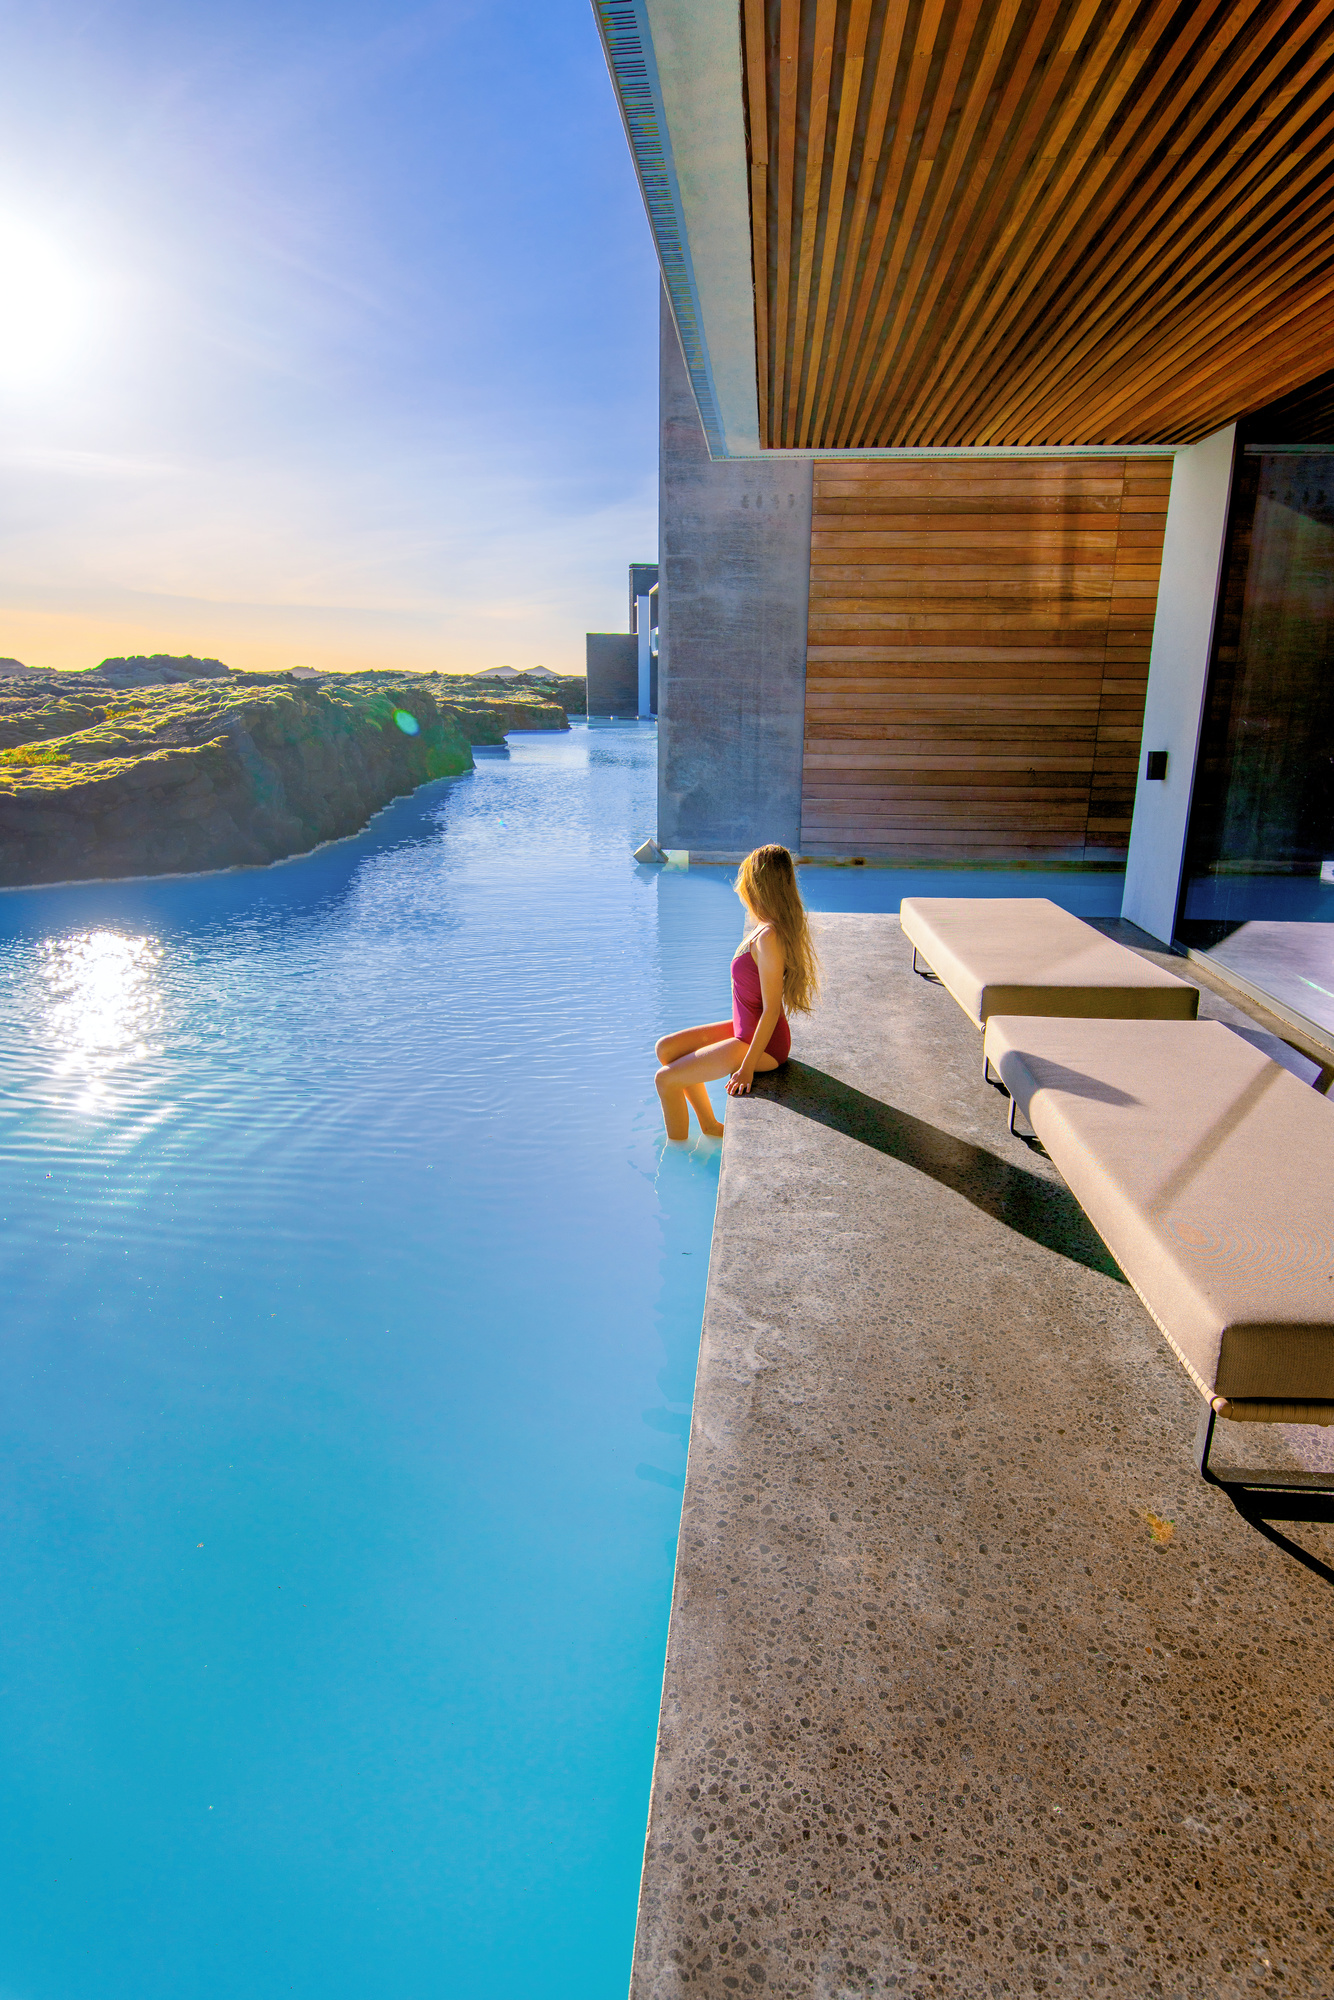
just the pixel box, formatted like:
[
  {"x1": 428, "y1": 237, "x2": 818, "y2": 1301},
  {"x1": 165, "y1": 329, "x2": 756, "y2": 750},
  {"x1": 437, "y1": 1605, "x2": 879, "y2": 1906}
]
[
  {"x1": 742, "y1": 0, "x2": 1334, "y2": 448},
  {"x1": 801, "y1": 459, "x2": 1170, "y2": 859}
]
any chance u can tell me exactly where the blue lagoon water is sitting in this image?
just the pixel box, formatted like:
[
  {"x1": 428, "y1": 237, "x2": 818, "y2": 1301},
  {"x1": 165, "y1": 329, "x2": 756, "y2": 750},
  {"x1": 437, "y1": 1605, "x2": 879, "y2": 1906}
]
[{"x1": 0, "y1": 721, "x2": 1125, "y2": 1997}]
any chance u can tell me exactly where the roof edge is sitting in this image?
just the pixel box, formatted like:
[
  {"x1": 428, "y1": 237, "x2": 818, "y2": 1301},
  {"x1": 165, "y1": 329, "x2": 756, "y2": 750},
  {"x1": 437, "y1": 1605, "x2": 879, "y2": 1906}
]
[{"x1": 594, "y1": 0, "x2": 759, "y2": 458}]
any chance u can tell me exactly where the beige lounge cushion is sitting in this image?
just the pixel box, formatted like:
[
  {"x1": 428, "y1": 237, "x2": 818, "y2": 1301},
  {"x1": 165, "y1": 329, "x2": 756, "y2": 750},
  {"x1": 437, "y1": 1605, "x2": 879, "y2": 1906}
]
[
  {"x1": 983, "y1": 1016, "x2": 1334, "y2": 1406},
  {"x1": 900, "y1": 897, "x2": 1198, "y2": 1027}
]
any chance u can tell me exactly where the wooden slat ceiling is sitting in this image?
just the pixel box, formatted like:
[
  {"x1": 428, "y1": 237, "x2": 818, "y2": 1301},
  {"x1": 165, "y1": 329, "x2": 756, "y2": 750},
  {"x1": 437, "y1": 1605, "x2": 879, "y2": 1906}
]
[{"x1": 740, "y1": 0, "x2": 1334, "y2": 449}]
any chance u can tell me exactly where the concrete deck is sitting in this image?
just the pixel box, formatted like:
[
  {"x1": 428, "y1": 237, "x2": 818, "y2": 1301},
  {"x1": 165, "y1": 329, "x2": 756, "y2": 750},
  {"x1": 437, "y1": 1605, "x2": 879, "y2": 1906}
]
[{"x1": 632, "y1": 915, "x2": 1334, "y2": 2000}]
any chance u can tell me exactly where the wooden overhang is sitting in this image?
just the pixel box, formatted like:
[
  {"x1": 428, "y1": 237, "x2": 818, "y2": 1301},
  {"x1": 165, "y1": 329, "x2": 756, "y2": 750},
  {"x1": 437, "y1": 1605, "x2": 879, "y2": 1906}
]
[{"x1": 743, "y1": 0, "x2": 1334, "y2": 450}]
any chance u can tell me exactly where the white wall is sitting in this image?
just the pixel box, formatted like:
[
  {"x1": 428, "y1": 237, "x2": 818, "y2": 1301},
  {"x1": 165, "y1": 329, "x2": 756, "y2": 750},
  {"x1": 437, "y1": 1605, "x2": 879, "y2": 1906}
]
[{"x1": 1121, "y1": 424, "x2": 1236, "y2": 942}]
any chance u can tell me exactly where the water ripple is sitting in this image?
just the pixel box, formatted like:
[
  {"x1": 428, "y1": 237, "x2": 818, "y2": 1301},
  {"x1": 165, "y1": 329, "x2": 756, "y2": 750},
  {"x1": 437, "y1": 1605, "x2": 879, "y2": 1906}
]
[{"x1": 0, "y1": 724, "x2": 731, "y2": 2000}]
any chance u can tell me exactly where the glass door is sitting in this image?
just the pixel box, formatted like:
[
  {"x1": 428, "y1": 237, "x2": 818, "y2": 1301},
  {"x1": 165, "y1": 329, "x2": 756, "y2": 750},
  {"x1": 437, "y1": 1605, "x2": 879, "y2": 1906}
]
[{"x1": 1179, "y1": 448, "x2": 1334, "y2": 1036}]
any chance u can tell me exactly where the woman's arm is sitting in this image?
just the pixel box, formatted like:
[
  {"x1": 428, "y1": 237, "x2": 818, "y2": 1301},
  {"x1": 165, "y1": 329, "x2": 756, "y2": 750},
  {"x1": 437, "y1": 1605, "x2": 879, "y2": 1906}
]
[{"x1": 727, "y1": 928, "x2": 786, "y2": 1096}]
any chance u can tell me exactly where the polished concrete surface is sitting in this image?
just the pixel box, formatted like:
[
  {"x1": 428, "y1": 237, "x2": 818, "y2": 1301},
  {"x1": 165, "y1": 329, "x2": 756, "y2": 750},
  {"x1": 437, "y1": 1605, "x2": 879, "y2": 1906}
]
[{"x1": 632, "y1": 915, "x2": 1334, "y2": 2000}]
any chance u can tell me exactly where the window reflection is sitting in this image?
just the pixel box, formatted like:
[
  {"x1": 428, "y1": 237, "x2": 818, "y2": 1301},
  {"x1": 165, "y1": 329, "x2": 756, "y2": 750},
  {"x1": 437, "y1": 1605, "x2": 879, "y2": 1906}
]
[{"x1": 1180, "y1": 446, "x2": 1334, "y2": 1037}]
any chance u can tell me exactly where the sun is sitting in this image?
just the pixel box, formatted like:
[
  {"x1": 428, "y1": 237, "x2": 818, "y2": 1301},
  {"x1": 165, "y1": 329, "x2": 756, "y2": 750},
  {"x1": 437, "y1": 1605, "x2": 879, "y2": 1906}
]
[{"x1": 0, "y1": 215, "x2": 88, "y2": 385}]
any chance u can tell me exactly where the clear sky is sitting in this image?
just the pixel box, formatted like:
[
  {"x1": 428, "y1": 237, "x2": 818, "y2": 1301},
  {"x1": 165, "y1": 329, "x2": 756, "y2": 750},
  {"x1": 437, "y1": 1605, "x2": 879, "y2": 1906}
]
[{"x1": 0, "y1": 1, "x2": 660, "y2": 676}]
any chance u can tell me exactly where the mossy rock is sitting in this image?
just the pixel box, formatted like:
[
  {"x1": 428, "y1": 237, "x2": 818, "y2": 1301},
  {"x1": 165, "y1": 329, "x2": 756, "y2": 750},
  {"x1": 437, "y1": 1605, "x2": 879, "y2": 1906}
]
[{"x1": 0, "y1": 670, "x2": 569, "y2": 886}]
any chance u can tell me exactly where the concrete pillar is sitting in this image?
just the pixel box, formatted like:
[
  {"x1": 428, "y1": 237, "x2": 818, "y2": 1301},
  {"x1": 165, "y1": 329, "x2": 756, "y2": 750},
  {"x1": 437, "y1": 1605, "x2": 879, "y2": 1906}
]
[
  {"x1": 657, "y1": 285, "x2": 812, "y2": 856},
  {"x1": 1122, "y1": 424, "x2": 1236, "y2": 942}
]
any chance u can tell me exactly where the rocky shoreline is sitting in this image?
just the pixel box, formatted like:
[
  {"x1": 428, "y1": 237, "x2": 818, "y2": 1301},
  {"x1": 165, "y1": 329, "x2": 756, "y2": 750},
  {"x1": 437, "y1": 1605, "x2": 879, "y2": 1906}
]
[{"x1": 0, "y1": 666, "x2": 584, "y2": 888}]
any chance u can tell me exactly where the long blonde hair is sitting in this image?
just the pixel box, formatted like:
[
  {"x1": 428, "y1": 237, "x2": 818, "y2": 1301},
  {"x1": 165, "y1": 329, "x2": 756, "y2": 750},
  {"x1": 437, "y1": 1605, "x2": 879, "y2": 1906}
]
[{"x1": 735, "y1": 844, "x2": 820, "y2": 1016}]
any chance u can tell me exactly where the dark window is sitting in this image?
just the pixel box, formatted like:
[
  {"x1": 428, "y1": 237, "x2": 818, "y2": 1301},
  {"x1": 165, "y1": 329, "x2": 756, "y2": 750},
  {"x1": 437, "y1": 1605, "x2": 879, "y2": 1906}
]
[
  {"x1": 1178, "y1": 372, "x2": 1334, "y2": 1037},
  {"x1": 1181, "y1": 451, "x2": 1334, "y2": 928}
]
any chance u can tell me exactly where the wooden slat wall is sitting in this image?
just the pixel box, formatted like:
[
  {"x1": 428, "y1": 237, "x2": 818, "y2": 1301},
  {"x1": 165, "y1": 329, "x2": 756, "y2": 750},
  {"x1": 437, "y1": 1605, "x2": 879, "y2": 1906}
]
[{"x1": 801, "y1": 458, "x2": 1172, "y2": 860}]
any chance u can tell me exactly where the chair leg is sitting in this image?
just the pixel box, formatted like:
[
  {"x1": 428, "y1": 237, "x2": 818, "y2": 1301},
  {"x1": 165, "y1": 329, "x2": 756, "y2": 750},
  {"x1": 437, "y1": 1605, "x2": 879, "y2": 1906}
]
[
  {"x1": 1195, "y1": 1400, "x2": 1220, "y2": 1484},
  {"x1": 983, "y1": 1052, "x2": 1010, "y2": 1092},
  {"x1": 1194, "y1": 1397, "x2": 1334, "y2": 1496}
]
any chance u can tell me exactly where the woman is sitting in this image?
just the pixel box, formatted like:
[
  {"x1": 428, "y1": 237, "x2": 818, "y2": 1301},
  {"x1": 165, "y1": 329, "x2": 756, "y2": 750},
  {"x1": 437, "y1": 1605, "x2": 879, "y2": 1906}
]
[{"x1": 654, "y1": 843, "x2": 819, "y2": 1140}]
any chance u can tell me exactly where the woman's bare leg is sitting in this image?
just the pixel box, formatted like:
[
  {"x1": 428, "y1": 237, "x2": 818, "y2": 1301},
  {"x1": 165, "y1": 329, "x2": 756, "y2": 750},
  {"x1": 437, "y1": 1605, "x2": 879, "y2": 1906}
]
[
  {"x1": 683, "y1": 1081, "x2": 724, "y2": 1138},
  {"x1": 654, "y1": 1021, "x2": 733, "y2": 1136},
  {"x1": 656, "y1": 1035, "x2": 741, "y2": 1139},
  {"x1": 655, "y1": 1020, "x2": 734, "y2": 1066},
  {"x1": 655, "y1": 1032, "x2": 779, "y2": 1139}
]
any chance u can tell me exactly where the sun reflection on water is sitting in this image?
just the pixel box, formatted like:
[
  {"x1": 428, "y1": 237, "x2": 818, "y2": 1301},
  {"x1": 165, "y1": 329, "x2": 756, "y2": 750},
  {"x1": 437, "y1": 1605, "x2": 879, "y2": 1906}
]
[{"x1": 39, "y1": 931, "x2": 165, "y2": 1104}]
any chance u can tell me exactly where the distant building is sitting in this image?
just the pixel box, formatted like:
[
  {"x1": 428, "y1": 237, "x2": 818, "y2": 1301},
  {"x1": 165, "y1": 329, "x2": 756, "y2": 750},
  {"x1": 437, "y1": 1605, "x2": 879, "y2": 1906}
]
[{"x1": 586, "y1": 565, "x2": 658, "y2": 718}]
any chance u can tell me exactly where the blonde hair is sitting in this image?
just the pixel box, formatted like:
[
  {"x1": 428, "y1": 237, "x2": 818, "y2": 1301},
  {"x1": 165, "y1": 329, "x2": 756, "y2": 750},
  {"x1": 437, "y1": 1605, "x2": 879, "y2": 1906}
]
[{"x1": 735, "y1": 844, "x2": 820, "y2": 1016}]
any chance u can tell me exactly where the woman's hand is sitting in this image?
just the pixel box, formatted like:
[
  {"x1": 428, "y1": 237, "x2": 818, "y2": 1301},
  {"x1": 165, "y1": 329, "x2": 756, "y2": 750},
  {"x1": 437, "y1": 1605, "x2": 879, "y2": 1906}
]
[{"x1": 726, "y1": 1066, "x2": 755, "y2": 1096}]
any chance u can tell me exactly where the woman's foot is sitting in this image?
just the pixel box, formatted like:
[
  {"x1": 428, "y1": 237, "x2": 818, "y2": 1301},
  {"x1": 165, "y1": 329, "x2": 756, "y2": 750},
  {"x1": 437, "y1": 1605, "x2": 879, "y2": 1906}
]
[{"x1": 683, "y1": 1080, "x2": 724, "y2": 1137}]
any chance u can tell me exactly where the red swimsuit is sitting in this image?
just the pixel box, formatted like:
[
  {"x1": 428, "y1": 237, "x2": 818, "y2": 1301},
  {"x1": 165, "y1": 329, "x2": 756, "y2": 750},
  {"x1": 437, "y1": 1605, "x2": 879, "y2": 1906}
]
[{"x1": 731, "y1": 931, "x2": 791, "y2": 1062}]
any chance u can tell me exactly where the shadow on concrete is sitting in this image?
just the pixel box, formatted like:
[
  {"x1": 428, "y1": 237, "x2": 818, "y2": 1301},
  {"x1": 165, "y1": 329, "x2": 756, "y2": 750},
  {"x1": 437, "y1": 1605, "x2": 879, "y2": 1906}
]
[{"x1": 757, "y1": 1059, "x2": 1125, "y2": 1281}]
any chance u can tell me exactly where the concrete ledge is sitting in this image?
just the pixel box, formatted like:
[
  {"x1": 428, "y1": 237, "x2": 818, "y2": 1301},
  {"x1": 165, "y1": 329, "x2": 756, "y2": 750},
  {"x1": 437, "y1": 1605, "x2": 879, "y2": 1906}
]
[
  {"x1": 676, "y1": 857, "x2": 1130, "y2": 871},
  {"x1": 672, "y1": 855, "x2": 1129, "y2": 871},
  {"x1": 632, "y1": 914, "x2": 1334, "y2": 1999}
]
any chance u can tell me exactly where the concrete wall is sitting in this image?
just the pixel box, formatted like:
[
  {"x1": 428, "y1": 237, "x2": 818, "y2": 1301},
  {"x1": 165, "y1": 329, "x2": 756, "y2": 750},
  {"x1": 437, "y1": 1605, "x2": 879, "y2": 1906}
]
[
  {"x1": 1122, "y1": 424, "x2": 1236, "y2": 942},
  {"x1": 586, "y1": 633, "x2": 640, "y2": 719},
  {"x1": 657, "y1": 285, "x2": 812, "y2": 855}
]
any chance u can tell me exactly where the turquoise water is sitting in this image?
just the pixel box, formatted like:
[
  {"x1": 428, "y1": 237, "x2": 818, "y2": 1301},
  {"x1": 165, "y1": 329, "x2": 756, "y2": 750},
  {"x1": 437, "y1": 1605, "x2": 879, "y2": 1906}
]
[{"x1": 0, "y1": 722, "x2": 1125, "y2": 1998}]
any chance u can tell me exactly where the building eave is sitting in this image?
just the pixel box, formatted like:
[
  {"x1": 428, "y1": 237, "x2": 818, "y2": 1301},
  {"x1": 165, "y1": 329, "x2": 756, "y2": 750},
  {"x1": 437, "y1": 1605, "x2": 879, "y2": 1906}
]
[{"x1": 594, "y1": 0, "x2": 759, "y2": 458}]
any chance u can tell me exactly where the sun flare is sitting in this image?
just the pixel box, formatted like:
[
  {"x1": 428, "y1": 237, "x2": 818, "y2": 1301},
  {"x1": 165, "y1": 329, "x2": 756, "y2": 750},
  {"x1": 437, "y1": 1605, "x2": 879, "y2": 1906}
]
[
  {"x1": 40, "y1": 930, "x2": 164, "y2": 1068},
  {"x1": 0, "y1": 215, "x2": 88, "y2": 384}
]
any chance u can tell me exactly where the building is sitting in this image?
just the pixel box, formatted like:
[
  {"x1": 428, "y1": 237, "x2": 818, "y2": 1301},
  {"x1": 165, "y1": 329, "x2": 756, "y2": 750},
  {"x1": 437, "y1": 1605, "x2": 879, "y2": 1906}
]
[
  {"x1": 594, "y1": 0, "x2": 1334, "y2": 1047},
  {"x1": 586, "y1": 561, "x2": 660, "y2": 716}
]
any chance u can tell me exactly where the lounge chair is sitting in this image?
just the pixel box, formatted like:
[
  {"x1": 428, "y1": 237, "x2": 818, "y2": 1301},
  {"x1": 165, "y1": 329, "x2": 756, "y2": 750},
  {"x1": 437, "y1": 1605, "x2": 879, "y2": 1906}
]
[
  {"x1": 983, "y1": 1014, "x2": 1334, "y2": 1495},
  {"x1": 900, "y1": 900, "x2": 1198, "y2": 1071}
]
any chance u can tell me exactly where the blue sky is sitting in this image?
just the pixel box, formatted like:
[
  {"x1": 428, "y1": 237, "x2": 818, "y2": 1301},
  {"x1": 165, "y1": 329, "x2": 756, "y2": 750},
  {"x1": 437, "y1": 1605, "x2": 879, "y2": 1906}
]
[{"x1": 0, "y1": 1, "x2": 660, "y2": 675}]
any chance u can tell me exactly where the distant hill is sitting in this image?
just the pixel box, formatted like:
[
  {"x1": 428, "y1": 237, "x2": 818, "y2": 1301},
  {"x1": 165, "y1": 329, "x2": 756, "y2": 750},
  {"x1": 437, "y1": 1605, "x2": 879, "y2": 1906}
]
[{"x1": 91, "y1": 654, "x2": 232, "y2": 687}]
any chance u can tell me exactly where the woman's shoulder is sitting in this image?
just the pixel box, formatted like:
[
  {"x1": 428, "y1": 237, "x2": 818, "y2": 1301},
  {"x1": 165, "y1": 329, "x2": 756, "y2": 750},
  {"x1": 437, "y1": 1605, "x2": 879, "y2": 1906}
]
[{"x1": 750, "y1": 922, "x2": 783, "y2": 953}]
